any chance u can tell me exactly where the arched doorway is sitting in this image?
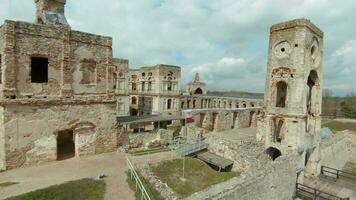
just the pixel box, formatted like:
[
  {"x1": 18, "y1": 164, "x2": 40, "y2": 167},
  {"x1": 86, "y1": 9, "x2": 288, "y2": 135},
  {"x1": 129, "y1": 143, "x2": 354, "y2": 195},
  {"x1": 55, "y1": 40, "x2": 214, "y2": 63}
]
[
  {"x1": 266, "y1": 147, "x2": 282, "y2": 161},
  {"x1": 57, "y1": 130, "x2": 75, "y2": 160},
  {"x1": 194, "y1": 88, "x2": 203, "y2": 94}
]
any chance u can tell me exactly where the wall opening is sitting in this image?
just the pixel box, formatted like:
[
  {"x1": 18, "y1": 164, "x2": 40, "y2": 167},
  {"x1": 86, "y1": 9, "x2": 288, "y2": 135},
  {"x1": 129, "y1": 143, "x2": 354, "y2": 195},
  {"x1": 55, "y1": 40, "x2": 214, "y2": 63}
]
[
  {"x1": 131, "y1": 97, "x2": 137, "y2": 104},
  {"x1": 187, "y1": 100, "x2": 191, "y2": 108},
  {"x1": 275, "y1": 81, "x2": 287, "y2": 107},
  {"x1": 194, "y1": 88, "x2": 203, "y2": 94},
  {"x1": 306, "y1": 70, "x2": 319, "y2": 115},
  {"x1": 167, "y1": 99, "x2": 172, "y2": 110},
  {"x1": 141, "y1": 82, "x2": 145, "y2": 91},
  {"x1": 167, "y1": 81, "x2": 172, "y2": 91},
  {"x1": 193, "y1": 99, "x2": 196, "y2": 108},
  {"x1": 181, "y1": 101, "x2": 184, "y2": 109},
  {"x1": 130, "y1": 108, "x2": 138, "y2": 116},
  {"x1": 132, "y1": 83, "x2": 137, "y2": 90},
  {"x1": 232, "y1": 112, "x2": 238, "y2": 128},
  {"x1": 249, "y1": 111, "x2": 255, "y2": 127},
  {"x1": 271, "y1": 118, "x2": 284, "y2": 142},
  {"x1": 266, "y1": 147, "x2": 282, "y2": 161},
  {"x1": 148, "y1": 82, "x2": 152, "y2": 91},
  {"x1": 57, "y1": 130, "x2": 75, "y2": 160},
  {"x1": 31, "y1": 57, "x2": 48, "y2": 83}
]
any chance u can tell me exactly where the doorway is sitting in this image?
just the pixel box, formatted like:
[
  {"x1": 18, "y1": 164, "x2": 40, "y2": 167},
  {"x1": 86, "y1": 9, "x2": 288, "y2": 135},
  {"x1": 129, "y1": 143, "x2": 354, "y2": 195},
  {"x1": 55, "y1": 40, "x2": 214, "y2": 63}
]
[{"x1": 57, "y1": 130, "x2": 75, "y2": 160}]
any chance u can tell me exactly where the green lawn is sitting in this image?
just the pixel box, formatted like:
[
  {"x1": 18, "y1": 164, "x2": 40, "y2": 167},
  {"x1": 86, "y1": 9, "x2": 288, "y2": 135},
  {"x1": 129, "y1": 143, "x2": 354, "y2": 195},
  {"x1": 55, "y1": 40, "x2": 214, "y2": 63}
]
[
  {"x1": 126, "y1": 171, "x2": 164, "y2": 200},
  {"x1": 6, "y1": 179, "x2": 105, "y2": 200},
  {"x1": 150, "y1": 157, "x2": 240, "y2": 198},
  {"x1": 322, "y1": 120, "x2": 356, "y2": 132}
]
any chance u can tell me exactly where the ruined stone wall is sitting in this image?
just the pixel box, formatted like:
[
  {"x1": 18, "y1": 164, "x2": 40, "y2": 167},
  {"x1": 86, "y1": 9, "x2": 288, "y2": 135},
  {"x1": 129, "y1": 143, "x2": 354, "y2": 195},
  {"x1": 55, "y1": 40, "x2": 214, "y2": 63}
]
[
  {"x1": 2, "y1": 101, "x2": 117, "y2": 170},
  {"x1": 0, "y1": 106, "x2": 5, "y2": 170},
  {"x1": 190, "y1": 134, "x2": 298, "y2": 200},
  {"x1": 70, "y1": 30, "x2": 113, "y2": 95},
  {"x1": 1, "y1": 20, "x2": 114, "y2": 98},
  {"x1": 320, "y1": 131, "x2": 356, "y2": 170}
]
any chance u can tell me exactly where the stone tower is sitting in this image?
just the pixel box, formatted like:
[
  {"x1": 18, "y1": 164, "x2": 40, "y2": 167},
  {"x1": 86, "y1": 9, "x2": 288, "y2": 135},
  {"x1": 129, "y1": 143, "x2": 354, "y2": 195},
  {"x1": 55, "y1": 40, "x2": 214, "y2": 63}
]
[
  {"x1": 35, "y1": 0, "x2": 68, "y2": 25},
  {"x1": 258, "y1": 19, "x2": 323, "y2": 178}
]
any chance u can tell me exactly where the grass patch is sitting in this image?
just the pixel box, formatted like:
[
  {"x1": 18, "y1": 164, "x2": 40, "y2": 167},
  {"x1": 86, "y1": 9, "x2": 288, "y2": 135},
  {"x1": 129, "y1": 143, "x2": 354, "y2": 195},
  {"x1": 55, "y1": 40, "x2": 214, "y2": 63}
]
[
  {"x1": 150, "y1": 157, "x2": 240, "y2": 198},
  {"x1": 0, "y1": 182, "x2": 19, "y2": 187},
  {"x1": 6, "y1": 178, "x2": 105, "y2": 200},
  {"x1": 129, "y1": 147, "x2": 170, "y2": 156},
  {"x1": 126, "y1": 171, "x2": 164, "y2": 200},
  {"x1": 322, "y1": 120, "x2": 356, "y2": 132}
]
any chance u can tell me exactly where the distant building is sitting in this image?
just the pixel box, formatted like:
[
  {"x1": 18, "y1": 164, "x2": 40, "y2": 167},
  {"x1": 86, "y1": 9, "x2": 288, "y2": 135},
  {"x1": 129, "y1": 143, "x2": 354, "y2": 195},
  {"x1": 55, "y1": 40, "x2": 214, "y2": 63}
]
[{"x1": 128, "y1": 65, "x2": 181, "y2": 116}]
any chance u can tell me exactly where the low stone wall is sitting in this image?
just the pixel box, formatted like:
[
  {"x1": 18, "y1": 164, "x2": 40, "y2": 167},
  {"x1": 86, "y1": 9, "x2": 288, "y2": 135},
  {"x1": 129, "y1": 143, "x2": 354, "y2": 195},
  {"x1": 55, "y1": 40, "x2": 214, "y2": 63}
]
[{"x1": 321, "y1": 131, "x2": 356, "y2": 170}]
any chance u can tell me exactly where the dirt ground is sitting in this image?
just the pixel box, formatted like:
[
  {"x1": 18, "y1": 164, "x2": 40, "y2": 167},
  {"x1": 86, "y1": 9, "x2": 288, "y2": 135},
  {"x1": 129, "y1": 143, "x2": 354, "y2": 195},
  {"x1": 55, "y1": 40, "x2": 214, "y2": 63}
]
[{"x1": 0, "y1": 150, "x2": 176, "y2": 200}]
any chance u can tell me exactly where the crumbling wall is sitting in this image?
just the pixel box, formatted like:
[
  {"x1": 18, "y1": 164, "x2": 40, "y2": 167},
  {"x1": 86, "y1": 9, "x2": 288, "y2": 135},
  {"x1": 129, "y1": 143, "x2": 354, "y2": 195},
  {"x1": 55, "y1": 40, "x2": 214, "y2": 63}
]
[
  {"x1": 320, "y1": 131, "x2": 356, "y2": 170},
  {"x1": 70, "y1": 31, "x2": 113, "y2": 95},
  {"x1": 0, "y1": 107, "x2": 5, "y2": 170},
  {"x1": 192, "y1": 134, "x2": 298, "y2": 200},
  {"x1": 3, "y1": 101, "x2": 117, "y2": 170}
]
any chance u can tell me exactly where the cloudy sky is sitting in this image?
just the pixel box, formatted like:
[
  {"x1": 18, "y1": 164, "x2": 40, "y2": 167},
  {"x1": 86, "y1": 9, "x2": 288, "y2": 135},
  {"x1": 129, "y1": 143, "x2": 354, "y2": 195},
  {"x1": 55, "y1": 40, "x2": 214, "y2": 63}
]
[{"x1": 1, "y1": 0, "x2": 355, "y2": 96}]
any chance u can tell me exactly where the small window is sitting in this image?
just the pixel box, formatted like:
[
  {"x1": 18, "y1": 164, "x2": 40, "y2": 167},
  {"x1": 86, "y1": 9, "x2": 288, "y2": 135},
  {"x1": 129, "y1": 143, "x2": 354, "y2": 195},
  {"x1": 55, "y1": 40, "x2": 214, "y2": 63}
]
[
  {"x1": 81, "y1": 60, "x2": 96, "y2": 84},
  {"x1": 276, "y1": 81, "x2": 287, "y2": 107},
  {"x1": 142, "y1": 72, "x2": 146, "y2": 77},
  {"x1": 31, "y1": 57, "x2": 48, "y2": 83},
  {"x1": 167, "y1": 82, "x2": 172, "y2": 91},
  {"x1": 167, "y1": 99, "x2": 172, "y2": 109},
  {"x1": 142, "y1": 82, "x2": 145, "y2": 91},
  {"x1": 132, "y1": 97, "x2": 137, "y2": 104},
  {"x1": 148, "y1": 82, "x2": 152, "y2": 91},
  {"x1": 132, "y1": 83, "x2": 137, "y2": 90}
]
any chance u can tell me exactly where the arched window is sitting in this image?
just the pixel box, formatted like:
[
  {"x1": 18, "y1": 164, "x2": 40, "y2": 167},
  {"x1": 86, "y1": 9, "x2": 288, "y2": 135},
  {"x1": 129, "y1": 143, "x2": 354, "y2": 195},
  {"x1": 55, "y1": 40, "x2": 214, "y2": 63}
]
[
  {"x1": 307, "y1": 70, "x2": 319, "y2": 114},
  {"x1": 276, "y1": 81, "x2": 287, "y2": 107}
]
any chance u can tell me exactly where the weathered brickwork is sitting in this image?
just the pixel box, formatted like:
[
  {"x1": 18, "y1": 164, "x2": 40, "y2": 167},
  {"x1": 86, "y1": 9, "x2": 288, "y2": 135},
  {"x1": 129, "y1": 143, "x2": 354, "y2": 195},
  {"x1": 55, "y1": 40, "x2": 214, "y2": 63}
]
[{"x1": 0, "y1": 0, "x2": 129, "y2": 170}]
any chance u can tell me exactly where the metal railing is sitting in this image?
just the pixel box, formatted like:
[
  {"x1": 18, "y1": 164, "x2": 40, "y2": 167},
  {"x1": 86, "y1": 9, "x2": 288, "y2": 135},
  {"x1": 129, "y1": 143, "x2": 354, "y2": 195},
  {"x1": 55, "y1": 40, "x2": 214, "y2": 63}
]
[
  {"x1": 126, "y1": 156, "x2": 151, "y2": 200},
  {"x1": 295, "y1": 183, "x2": 349, "y2": 200},
  {"x1": 321, "y1": 166, "x2": 356, "y2": 182}
]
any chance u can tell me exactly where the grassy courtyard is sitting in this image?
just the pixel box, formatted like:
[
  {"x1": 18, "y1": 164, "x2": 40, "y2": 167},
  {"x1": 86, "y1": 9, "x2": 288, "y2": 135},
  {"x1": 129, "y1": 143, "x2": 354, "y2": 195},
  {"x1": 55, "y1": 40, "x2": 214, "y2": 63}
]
[
  {"x1": 6, "y1": 179, "x2": 105, "y2": 200},
  {"x1": 322, "y1": 119, "x2": 356, "y2": 132},
  {"x1": 150, "y1": 157, "x2": 240, "y2": 198}
]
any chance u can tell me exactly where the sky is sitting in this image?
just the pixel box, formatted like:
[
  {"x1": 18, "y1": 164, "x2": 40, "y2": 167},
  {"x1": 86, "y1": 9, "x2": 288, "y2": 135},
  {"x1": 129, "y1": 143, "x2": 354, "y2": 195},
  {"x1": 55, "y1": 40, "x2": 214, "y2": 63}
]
[{"x1": 0, "y1": 0, "x2": 355, "y2": 96}]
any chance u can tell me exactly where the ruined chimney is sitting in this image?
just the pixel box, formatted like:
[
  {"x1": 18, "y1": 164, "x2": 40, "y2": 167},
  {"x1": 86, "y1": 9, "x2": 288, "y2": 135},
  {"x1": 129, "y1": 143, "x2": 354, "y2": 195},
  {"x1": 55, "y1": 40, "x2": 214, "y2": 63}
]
[{"x1": 34, "y1": 0, "x2": 69, "y2": 25}]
